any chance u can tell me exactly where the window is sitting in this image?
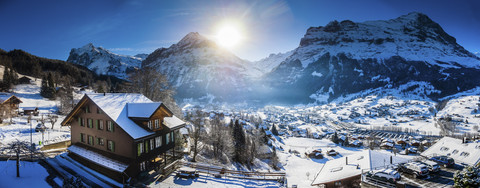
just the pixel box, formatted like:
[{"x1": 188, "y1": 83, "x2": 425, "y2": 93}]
[
  {"x1": 171, "y1": 132, "x2": 174, "y2": 143},
  {"x1": 140, "y1": 162, "x2": 146, "y2": 171},
  {"x1": 87, "y1": 119, "x2": 93, "y2": 128},
  {"x1": 147, "y1": 121, "x2": 152, "y2": 130},
  {"x1": 460, "y1": 152, "x2": 470, "y2": 157},
  {"x1": 88, "y1": 135, "x2": 94, "y2": 145},
  {"x1": 166, "y1": 133, "x2": 170, "y2": 145},
  {"x1": 107, "y1": 140, "x2": 115, "y2": 152},
  {"x1": 97, "y1": 120, "x2": 104, "y2": 130},
  {"x1": 154, "y1": 119, "x2": 159, "y2": 129},
  {"x1": 80, "y1": 133, "x2": 85, "y2": 143},
  {"x1": 97, "y1": 137, "x2": 104, "y2": 146},
  {"x1": 97, "y1": 107, "x2": 102, "y2": 114},
  {"x1": 452, "y1": 149, "x2": 459, "y2": 154},
  {"x1": 145, "y1": 140, "x2": 149, "y2": 153},
  {"x1": 334, "y1": 181, "x2": 342, "y2": 186},
  {"x1": 78, "y1": 117, "x2": 85, "y2": 127},
  {"x1": 150, "y1": 139, "x2": 154, "y2": 151},
  {"x1": 85, "y1": 105, "x2": 90, "y2": 113},
  {"x1": 138, "y1": 142, "x2": 144, "y2": 156},
  {"x1": 440, "y1": 147, "x2": 449, "y2": 151},
  {"x1": 107, "y1": 121, "x2": 114, "y2": 132},
  {"x1": 155, "y1": 136, "x2": 162, "y2": 148}
]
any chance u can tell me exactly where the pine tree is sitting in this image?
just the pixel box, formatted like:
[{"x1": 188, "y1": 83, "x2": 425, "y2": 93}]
[
  {"x1": 233, "y1": 119, "x2": 246, "y2": 163},
  {"x1": 331, "y1": 132, "x2": 339, "y2": 144},
  {"x1": 271, "y1": 124, "x2": 279, "y2": 136}
]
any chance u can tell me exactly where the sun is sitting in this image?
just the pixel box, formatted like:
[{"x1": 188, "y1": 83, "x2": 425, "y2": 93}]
[{"x1": 215, "y1": 24, "x2": 243, "y2": 49}]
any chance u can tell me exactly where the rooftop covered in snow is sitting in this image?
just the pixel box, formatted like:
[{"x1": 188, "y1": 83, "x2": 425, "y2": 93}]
[
  {"x1": 86, "y1": 93, "x2": 155, "y2": 139},
  {"x1": 421, "y1": 137, "x2": 480, "y2": 166},
  {"x1": 68, "y1": 144, "x2": 129, "y2": 173},
  {"x1": 311, "y1": 150, "x2": 409, "y2": 186}
]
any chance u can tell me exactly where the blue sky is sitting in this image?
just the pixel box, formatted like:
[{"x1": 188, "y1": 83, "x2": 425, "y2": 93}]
[{"x1": 0, "y1": 0, "x2": 479, "y2": 61}]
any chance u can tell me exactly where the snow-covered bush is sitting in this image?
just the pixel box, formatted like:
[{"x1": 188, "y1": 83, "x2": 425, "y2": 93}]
[{"x1": 454, "y1": 166, "x2": 480, "y2": 187}]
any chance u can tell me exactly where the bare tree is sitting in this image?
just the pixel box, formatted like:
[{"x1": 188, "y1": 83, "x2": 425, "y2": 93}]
[
  {"x1": 129, "y1": 67, "x2": 182, "y2": 117},
  {"x1": 48, "y1": 114, "x2": 58, "y2": 129},
  {"x1": 57, "y1": 79, "x2": 74, "y2": 115},
  {"x1": 0, "y1": 140, "x2": 36, "y2": 177},
  {"x1": 189, "y1": 110, "x2": 205, "y2": 162}
]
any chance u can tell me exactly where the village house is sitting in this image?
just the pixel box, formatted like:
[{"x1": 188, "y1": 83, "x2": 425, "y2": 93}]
[
  {"x1": 60, "y1": 93, "x2": 185, "y2": 184},
  {"x1": 0, "y1": 94, "x2": 22, "y2": 119},
  {"x1": 421, "y1": 136, "x2": 480, "y2": 166},
  {"x1": 0, "y1": 94, "x2": 22, "y2": 110},
  {"x1": 311, "y1": 150, "x2": 408, "y2": 188}
]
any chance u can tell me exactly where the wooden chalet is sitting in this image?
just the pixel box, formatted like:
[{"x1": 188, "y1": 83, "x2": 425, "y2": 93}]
[
  {"x1": 0, "y1": 94, "x2": 22, "y2": 110},
  {"x1": 61, "y1": 93, "x2": 185, "y2": 184}
]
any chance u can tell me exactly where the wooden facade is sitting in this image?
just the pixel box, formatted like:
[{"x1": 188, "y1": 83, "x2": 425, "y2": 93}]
[{"x1": 62, "y1": 94, "x2": 184, "y2": 184}]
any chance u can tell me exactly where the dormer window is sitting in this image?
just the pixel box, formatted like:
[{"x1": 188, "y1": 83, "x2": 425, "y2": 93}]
[{"x1": 148, "y1": 121, "x2": 152, "y2": 130}]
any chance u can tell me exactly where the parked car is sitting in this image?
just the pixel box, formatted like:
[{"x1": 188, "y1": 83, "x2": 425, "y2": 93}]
[
  {"x1": 398, "y1": 162, "x2": 429, "y2": 178},
  {"x1": 35, "y1": 123, "x2": 46, "y2": 132},
  {"x1": 430, "y1": 156, "x2": 455, "y2": 168},
  {"x1": 365, "y1": 168, "x2": 401, "y2": 184},
  {"x1": 419, "y1": 160, "x2": 440, "y2": 173},
  {"x1": 176, "y1": 167, "x2": 199, "y2": 178}
]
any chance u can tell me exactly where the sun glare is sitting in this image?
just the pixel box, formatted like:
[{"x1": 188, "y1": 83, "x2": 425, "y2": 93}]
[{"x1": 216, "y1": 24, "x2": 242, "y2": 49}]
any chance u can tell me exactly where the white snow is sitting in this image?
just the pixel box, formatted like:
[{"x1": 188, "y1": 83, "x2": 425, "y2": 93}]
[
  {"x1": 422, "y1": 137, "x2": 480, "y2": 166},
  {"x1": 311, "y1": 71, "x2": 323, "y2": 77},
  {"x1": 68, "y1": 145, "x2": 129, "y2": 172},
  {"x1": 126, "y1": 103, "x2": 162, "y2": 118},
  {"x1": 0, "y1": 161, "x2": 51, "y2": 188},
  {"x1": 86, "y1": 93, "x2": 154, "y2": 139},
  {"x1": 163, "y1": 115, "x2": 186, "y2": 130}
]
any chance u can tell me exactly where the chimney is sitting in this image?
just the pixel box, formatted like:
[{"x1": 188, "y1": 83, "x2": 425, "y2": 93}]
[
  {"x1": 390, "y1": 156, "x2": 393, "y2": 164},
  {"x1": 346, "y1": 157, "x2": 348, "y2": 165}
]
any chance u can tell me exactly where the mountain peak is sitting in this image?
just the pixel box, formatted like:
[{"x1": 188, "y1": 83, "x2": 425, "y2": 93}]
[{"x1": 176, "y1": 32, "x2": 211, "y2": 48}]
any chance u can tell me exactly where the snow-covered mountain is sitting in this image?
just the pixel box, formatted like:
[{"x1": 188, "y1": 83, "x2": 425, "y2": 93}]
[
  {"x1": 67, "y1": 43, "x2": 143, "y2": 79},
  {"x1": 262, "y1": 12, "x2": 480, "y2": 104},
  {"x1": 142, "y1": 32, "x2": 262, "y2": 102},
  {"x1": 253, "y1": 51, "x2": 293, "y2": 73}
]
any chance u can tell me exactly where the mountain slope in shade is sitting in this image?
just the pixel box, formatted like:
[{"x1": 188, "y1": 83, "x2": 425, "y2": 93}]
[
  {"x1": 142, "y1": 32, "x2": 262, "y2": 102},
  {"x1": 67, "y1": 43, "x2": 143, "y2": 79},
  {"x1": 262, "y1": 12, "x2": 480, "y2": 104}
]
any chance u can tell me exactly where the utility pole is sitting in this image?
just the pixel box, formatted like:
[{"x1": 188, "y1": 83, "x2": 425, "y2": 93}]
[{"x1": 29, "y1": 116, "x2": 33, "y2": 160}]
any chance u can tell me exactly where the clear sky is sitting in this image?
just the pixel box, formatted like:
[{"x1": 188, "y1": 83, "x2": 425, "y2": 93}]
[{"x1": 0, "y1": 0, "x2": 479, "y2": 61}]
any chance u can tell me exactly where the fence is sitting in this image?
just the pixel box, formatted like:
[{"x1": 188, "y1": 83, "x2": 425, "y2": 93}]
[{"x1": 179, "y1": 161, "x2": 286, "y2": 180}]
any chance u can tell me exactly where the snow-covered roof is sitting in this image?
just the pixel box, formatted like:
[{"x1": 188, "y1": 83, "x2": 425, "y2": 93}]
[
  {"x1": 163, "y1": 115, "x2": 185, "y2": 130},
  {"x1": 0, "y1": 94, "x2": 21, "y2": 103},
  {"x1": 87, "y1": 93, "x2": 154, "y2": 139},
  {"x1": 68, "y1": 145, "x2": 129, "y2": 173},
  {"x1": 421, "y1": 137, "x2": 480, "y2": 166},
  {"x1": 312, "y1": 150, "x2": 409, "y2": 185},
  {"x1": 126, "y1": 103, "x2": 162, "y2": 118}
]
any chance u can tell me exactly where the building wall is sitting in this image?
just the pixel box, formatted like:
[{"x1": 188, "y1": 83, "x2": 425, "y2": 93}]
[
  {"x1": 323, "y1": 175, "x2": 361, "y2": 188},
  {"x1": 71, "y1": 99, "x2": 135, "y2": 159}
]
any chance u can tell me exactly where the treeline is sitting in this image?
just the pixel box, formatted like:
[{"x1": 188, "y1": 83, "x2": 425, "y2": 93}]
[{"x1": 0, "y1": 49, "x2": 124, "y2": 89}]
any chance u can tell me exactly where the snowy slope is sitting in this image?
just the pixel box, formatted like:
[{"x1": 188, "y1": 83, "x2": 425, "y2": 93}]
[
  {"x1": 143, "y1": 32, "x2": 262, "y2": 102},
  {"x1": 253, "y1": 50, "x2": 294, "y2": 73},
  {"x1": 67, "y1": 43, "x2": 142, "y2": 79}
]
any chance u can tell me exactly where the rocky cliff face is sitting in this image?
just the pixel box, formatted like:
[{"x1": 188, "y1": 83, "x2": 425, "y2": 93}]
[
  {"x1": 67, "y1": 43, "x2": 143, "y2": 79},
  {"x1": 262, "y1": 12, "x2": 480, "y2": 104}
]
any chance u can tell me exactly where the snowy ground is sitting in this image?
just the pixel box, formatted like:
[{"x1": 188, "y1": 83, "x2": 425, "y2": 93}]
[
  {"x1": 157, "y1": 174, "x2": 281, "y2": 188},
  {"x1": 0, "y1": 160, "x2": 51, "y2": 188},
  {"x1": 0, "y1": 83, "x2": 76, "y2": 148}
]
